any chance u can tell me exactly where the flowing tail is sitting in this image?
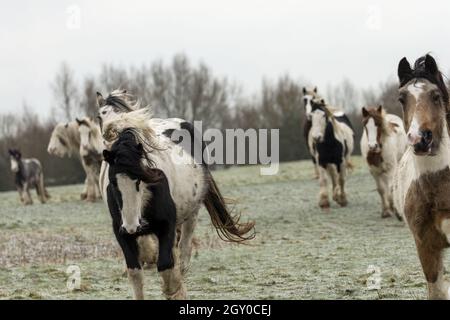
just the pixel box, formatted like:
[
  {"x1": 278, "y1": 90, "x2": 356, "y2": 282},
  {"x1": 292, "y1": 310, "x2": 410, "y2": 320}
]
[{"x1": 203, "y1": 173, "x2": 255, "y2": 242}]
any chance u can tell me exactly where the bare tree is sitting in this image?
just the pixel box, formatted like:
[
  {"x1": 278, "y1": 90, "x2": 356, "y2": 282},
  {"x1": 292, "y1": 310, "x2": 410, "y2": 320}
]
[
  {"x1": 51, "y1": 62, "x2": 79, "y2": 121},
  {"x1": 80, "y1": 77, "x2": 98, "y2": 119}
]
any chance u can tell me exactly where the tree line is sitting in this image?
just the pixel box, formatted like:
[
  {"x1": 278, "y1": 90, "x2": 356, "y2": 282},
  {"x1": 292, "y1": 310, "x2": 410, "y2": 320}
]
[{"x1": 0, "y1": 53, "x2": 409, "y2": 191}]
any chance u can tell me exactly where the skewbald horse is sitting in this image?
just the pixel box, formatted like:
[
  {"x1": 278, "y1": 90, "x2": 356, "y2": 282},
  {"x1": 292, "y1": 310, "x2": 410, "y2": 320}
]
[
  {"x1": 393, "y1": 54, "x2": 450, "y2": 299},
  {"x1": 361, "y1": 106, "x2": 406, "y2": 219}
]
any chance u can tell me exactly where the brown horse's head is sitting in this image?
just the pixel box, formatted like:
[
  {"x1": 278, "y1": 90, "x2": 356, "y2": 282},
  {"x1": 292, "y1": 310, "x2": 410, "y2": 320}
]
[
  {"x1": 397, "y1": 54, "x2": 449, "y2": 156},
  {"x1": 362, "y1": 105, "x2": 385, "y2": 152}
]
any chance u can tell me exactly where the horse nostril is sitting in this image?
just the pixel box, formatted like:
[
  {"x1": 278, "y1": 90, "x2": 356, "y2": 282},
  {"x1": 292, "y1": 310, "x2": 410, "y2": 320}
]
[{"x1": 421, "y1": 130, "x2": 432, "y2": 143}]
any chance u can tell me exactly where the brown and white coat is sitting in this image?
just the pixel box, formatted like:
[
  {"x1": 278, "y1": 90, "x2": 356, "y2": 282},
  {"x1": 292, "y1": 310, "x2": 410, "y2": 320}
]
[
  {"x1": 392, "y1": 54, "x2": 450, "y2": 299},
  {"x1": 361, "y1": 106, "x2": 407, "y2": 218}
]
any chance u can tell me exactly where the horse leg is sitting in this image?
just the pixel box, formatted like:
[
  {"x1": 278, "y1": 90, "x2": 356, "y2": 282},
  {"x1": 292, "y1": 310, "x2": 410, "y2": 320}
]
[
  {"x1": 80, "y1": 178, "x2": 88, "y2": 200},
  {"x1": 113, "y1": 225, "x2": 144, "y2": 300},
  {"x1": 85, "y1": 168, "x2": 96, "y2": 202},
  {"x1": 37, "y1": 174, "x2": 47, "y2": 204},
  {"x1": 318, "y1": 166, "x2": 330, "y2": 209},
  {"x1": 337, "y1": 164, "x2": 348, "y2": 207},
  {"x1": 23, "y1": 183, "x2": 33, "y2": 205},
  {"x1": 159, "y1": 246, "x2": 186, "y2": 300},
  {"x1": 376, "y1": 173, "x2": 392, "y2": 218},
  {"x1": 17, "y1": 186, "x2": 25, "y2": 203},
  {"x1": 156, "y1": 221, "x2": 186, "y2": 300},
  {"x1": 415, "y1": 235, "x2": 449, "y2": 299},
  {"x1": 179, "y1": 210, "x2": 199, "y2": 275},
  {"x1": 326, "y1": 165, "x2": 339, "y2": 203}
]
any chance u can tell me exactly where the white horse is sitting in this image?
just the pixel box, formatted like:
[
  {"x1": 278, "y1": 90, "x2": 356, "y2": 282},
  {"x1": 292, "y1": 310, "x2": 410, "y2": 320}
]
[
  {"x1": 47, "y1": 120, "x2": 100, "y2": 201},
  {"x1": 361, "y1": 105, "x2": 407, "y2": 218},
  {"x1": 97, "y1": 91, "x2": 255, "y2": 300},
  {"x1": 393, "y1": 54, "x2": 450, "y2": 299},
  {"x1": 309, "y1": 98, "x2": 354, "y2": 209}
]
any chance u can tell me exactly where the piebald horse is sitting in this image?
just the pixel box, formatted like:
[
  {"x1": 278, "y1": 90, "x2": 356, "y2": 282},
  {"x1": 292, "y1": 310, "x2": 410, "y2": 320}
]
[
  {"x1": 361, "y1": 106, "x2": 406, "y2": 219},
  {"x1": 47, "y1": 121, "x2": 101, "y2": 201},
  {"x1": 8, "y1": 149, "x2": 49, "y2": 205},
  {"x1": 97, "y1": 91, "x2": 255, "y2": 300},
  {"x1": 302, "y1": 87, "x2": 351, "y2": 178},
  {"x1": 309, "y1": 98, "x2": 354, "y2": 209},
  {"x1": 393, "y1": 54, "x2": 450, "y2": 299}
]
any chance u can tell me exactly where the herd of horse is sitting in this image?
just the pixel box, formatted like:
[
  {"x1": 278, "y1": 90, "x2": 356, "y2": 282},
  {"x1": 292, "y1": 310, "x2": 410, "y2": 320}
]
[{"x1": 6, "y1": 54, "x2": 450, "y2": 299}]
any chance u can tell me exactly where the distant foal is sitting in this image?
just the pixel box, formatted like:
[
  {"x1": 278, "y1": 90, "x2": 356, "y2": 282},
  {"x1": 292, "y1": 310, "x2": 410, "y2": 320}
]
[
  {"x1": 8, "y1": 149, "x2": 49, "y2": 205},
  {"x1": 393, "y1": 54, "x2": 450, "y2": 299},
  {"x1": 361, "y1": 106, "x2": 406, "y2": 218}
]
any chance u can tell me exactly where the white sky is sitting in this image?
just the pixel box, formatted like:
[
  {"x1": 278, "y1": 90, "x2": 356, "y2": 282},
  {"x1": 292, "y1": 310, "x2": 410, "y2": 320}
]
[{"x1": 1, "y1": 0, "x2": 450, "y2": 115}]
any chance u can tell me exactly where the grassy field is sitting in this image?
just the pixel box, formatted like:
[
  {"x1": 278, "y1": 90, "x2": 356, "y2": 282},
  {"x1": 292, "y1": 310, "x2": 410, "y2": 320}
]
[{"x1": 0, "y1": 156, "x2": 442, "y2": 300}]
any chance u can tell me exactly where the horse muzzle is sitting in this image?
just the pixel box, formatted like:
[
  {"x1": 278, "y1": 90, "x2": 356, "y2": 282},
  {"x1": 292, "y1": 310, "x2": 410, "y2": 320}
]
[
  {"x1": 120, "y1": 224, "x2": 142, "y2": 235},
  {"x1": 408, "y1": 130, "x2": 433, "y2": 156}
]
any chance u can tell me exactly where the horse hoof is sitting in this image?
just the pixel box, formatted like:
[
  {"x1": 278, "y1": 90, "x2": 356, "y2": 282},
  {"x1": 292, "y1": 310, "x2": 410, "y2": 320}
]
[
  {"x1": 381, "y1": 212, "x2": 392, "y2": 218},
  {"x1": 80, "y1": 193, "x2": 87, "y2": 200},
  {"x1": 319, "y1": 200, "x2": 330, "y2": 210}
]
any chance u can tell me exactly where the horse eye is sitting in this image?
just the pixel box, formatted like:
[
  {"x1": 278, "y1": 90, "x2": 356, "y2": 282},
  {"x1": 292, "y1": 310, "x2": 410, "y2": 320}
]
[
  {"x1": 102, "y1": 111, "x2": 107, "y2": 115},
  {"x1": 432, "y1": 93, "x2": 441, "y2": 104},
  {"x1": 398, "y1": 97, "x2": 405, "y2": 105}
]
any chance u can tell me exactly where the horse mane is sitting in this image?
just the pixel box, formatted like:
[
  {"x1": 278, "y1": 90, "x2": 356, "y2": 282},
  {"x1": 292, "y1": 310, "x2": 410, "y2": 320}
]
[
  {"x1": 104, "y1": 90, "x2": 140, "y2": 112},
  {"x1": 363, "y1": 107, "x2": 392, "y2": 135},
  {"x1": 102, "y1": 108, "x2": 161, "y2": 152},
  {"x1": 107, "y1": 130, "x2": 162, "y2": 183},
  {"x1": 400, "y1": 55, "x2": 449, "y2": 106}
]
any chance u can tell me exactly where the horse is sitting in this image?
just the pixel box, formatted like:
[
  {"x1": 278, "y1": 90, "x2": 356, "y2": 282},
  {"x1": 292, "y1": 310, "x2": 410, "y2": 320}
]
[
  {"x1": 8, "y1": 149, "x2": 49, "y2": 205},
  {"x1": 309, "y1": 98, "x2": 354, "y2": 209},
  {"x1": 361, "y1": 105, "x2": 407, "y2": 219},
  {"x1": 302, "y1": 87, "x2": 351, "y2": 179},
  {"x1": 47, "y1": 120, "x2": 100, "y2": 201},
  {"x1": 99, "y1": 108, "x2": 255, "y2": 300},
  {"x1": 392, "y1": 54, "x2": 450, "y2": 299},
  {"x1": 76, "y1": 117, "x2": 103, "y2": 201}
]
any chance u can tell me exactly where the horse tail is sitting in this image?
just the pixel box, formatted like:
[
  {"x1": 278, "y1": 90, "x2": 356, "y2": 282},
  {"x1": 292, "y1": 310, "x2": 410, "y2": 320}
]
[{"x1": 203, "y1": 173, "x2": 255, "y2": 242}]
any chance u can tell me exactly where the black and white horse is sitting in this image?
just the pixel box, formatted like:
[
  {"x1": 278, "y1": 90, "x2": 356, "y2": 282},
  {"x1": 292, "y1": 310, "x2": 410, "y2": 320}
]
[
  {"x1": 309, "y1": 99, "x2": 354, "y2": 209},
  {"x1": 8, "y1": 149, "x2": 49, "y2": 205},
  {"x1": 302, "y1": 87, "x2": 349, "y2": 179},
  {"x1": 97, "y1": 92, "x2": 255, "y2": 300}
]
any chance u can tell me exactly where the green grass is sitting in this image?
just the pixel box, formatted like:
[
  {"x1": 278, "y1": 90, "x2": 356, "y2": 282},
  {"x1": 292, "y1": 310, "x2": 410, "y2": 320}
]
[{"x1": 0, "y1": 157, "x2": 439, "y2": 299}]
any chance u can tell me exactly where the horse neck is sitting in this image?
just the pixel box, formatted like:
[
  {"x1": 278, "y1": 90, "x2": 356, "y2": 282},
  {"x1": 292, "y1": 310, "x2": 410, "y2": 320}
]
[
  {"x1": 15, "y1": 159, "x2": 25, "y2": 183},
  {"x1": 412, "y1": 120, "x2": 450, "y2": 177},
  {"x1": 67, "y1": 122, "x2": 81, "y2": 150}
]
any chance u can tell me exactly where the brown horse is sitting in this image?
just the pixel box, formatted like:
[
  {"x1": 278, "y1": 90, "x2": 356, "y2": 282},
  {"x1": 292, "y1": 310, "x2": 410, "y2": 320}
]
[{"x1": 393, "y1": 54, "x2": 450, "y2": 299}]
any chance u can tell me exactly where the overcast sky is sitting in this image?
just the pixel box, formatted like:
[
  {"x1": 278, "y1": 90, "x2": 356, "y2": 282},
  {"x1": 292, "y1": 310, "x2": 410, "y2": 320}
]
[{"x1": 1, "y1": 0, "x2": 450, "y2": 116}]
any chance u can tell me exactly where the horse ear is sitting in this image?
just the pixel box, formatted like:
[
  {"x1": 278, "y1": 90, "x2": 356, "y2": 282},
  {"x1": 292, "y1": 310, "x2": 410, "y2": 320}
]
[
  {"x1": 96, "y1": 92, "x2": 106, "y2": 108},
  {"x1": 314, "y1": 87, "x2": 317, "y2": 94},
  {"x1": 103, "y1": 150, "x2": 115, "y2": 164},
  {"x1": 302, "y1": 87, "x2": 307, "y2": 95},
  {"x1": 377, "y1": 105, "x2": 383, "y2": 113},
  {"x1": 75, "y1": 118, "x2": 82, "y2": 125},
  {"x1": 398, "y1": 57, "x2": 412, "y2": 85},
  {"x1": 362, "y1": 107, "x2": 369, "y2": 117},
  {"x1": 425, "y1": 54, "x2": 439, "y2": 77}
]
